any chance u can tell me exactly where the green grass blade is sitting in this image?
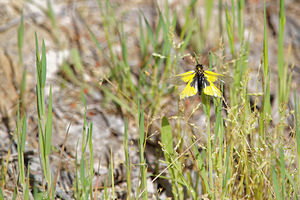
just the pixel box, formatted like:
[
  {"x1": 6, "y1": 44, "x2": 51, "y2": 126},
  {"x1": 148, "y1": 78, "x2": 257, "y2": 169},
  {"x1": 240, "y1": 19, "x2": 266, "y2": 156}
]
[
  {"x1": 179, "y1": 19, "x2": 196, "y2": 53},
  {"x1": 142, "y1": 14, "x2": 155, "y2": 49},
  {"x1": 272, "y1": 165, "x2": 281, "y2": 200},
  {"x1": 35, "y1": 34, "x2": 43, "y2": 119},
  {"x1": 295, "y1": 91, "x2": 300, "y2": 193},
  {"x1": 155, "y1": 8, "x2": 164, "y2": 42},
  {"x1": 180, "y1": 0, "x2": 197, "y2": 39},
  {"x1": 38, "y1": 119, "x2": 46, "y2": 178},
  {"x1": 263, "y1": 0, "x2": 269, "y2": 79},
  {"x1": 278, "y1": 0, "x2": 285, "y2": 103},
  {"x1": 20, "y1": 114, "x2": 27, "y2": 190},
  {"x1": 71, "y1": 48, "x2": 84, "y2": 75},
  {"x1": 36, "y1": 83, "x2": 43, "y2": 120},
  {"x1": 24, "y1": 164, "x2": 30, "y2": 200},
  {"x1": 18, "y1": 12, "x2": 24, "y2": 64},
  {"x1": 74, "y1": 142, "x2": 79, "y2": 199},
  {"x1": 45, "y1": 85, "x2": 52, "y2": 157},
  {"x1": 237, "y1": 0, "x2": 244, "y2": 41},
  {"x1": 138, "y1": 101, "x2": 147, "y2": 199},
  {"x1": 81, "y1": 89, "x2": 87, "y2": 110},
  {"x1": 161, "y1": 117, "x2": 173, "y2": 156},
  {"x1": 88, "y1": 123, "x2": 94, "y2": 199},
  {"x1": 97, "y1": 0, "x2": 117, "y2": 67},
  {"x1": 123, "y1": 119, "x2": 131, "y2": 199},
  {"x1": 20, "y1": 68, "x2": 27, "y2": 110},
  {"x1": 0, "y1": 187, "x2": 4, "y2": 200},
  {"x1": 225, "y1": 5, "x2": 235, "y2": 56},
  {"x1": 60, "y1": 62, "x2": 82, "y2": 86},
  {"x1": 223, "y1": 144, "x2": 231, "y2": 195},
  {"x1": 262, "y1": 0, "x2": 271, "y2": 138},
  {"x1": 47, "y1": 0, "x2": 59, "y2": 44},
  {"x1": 205, "y1": 0, "x2": 214, "y2": 38},
  {"x1": 280, "y1": 148, "x2": 285, "y2": 198},
  {"x1": 202, "y1": 95, "x2": 214, "y2": 195},
  {"x1": 139, "y1": 15, "x2": 147, "y2": 59},
  {"x1": 218, "y1": 0, "x2": 223, "y2": 37},
  {"x1": 35, "y1": 33, "x2": 40, "y2": 70},
  {"x1": 164, "y1": 0, "x2": 170, "y2": 28},
  {"x1": 87, "y1": 26, "x2": 111, "y2": 66},
  {"x1": 231, "y1": 0, "x2": 235, "y2": 36},
  {"x1": 12, "y1": 186, "x2": 17, "y2": 200},
  {"x1": 110, "y1": 149, "x2": 115, "y2": 199},
  {"x1": 101, "y1": 87, "x2": 136, "y2": 116},
  {"x1": 118, "y1": 23, "x2": 135, "y2": 95},
  {"x1": 79, "y1": 153, "x2": 86, "y2": 196},
  {"x1": 119, "y1": 24, "x2": 129, "y2": 68},
  {"x1": 47, "y1": 0, "x2": 56, "y2": 28},
  {"x1": 16, "y1": 102, "x2": 25, "y2": 188},
  {"x1": 213, "y1": 100, "x2": 222, "y2": 150},
  {"x1": 41, "y1": 41, "x2": 47, "y2": 89}
]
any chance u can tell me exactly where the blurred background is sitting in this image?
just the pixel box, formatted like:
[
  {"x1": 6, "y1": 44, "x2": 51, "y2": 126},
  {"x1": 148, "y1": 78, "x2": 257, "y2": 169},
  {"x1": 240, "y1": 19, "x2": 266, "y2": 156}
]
[{"x1": 0, "y1": 0, "x2": 299, "y2": 199}]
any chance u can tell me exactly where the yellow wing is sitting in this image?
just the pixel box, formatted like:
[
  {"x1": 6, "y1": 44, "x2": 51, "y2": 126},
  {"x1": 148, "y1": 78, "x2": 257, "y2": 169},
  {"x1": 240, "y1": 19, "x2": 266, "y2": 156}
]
[
  {"x1": 203, "y1": 79, "x2": 222, "y2": 97},
  {"x1": 180, "y1": 78, "x2": 197, "y2": 99},
  {"x1": 203, "y1": 70, "x2": 222, "y2": 83},
  {"x1": 175, "y1": 70, "x2": 195, "y2": 83}
]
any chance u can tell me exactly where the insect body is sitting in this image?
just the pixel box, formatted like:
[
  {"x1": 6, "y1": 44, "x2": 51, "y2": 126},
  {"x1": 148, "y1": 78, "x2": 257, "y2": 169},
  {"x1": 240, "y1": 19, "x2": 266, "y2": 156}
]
[{"x1": 176, "y1": 64, "x2": 222, "y2": 99}]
